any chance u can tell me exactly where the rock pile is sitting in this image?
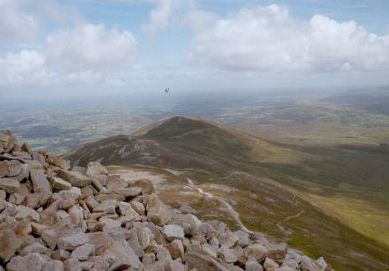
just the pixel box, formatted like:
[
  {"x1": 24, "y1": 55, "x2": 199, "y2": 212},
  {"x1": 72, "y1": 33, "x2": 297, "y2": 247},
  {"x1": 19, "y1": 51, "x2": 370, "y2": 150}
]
[{"x1": 0, "y1": 130, "x2": 333, "y2": 271}]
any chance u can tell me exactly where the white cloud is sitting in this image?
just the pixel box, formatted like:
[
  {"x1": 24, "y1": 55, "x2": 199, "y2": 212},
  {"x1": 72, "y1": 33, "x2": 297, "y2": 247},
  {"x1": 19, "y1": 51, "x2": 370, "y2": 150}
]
[
  {"x1": 0, "y1": 50, "x2": 49, "y2": 86},
  {"x1": 0, "y1": 23, "x2": 137, "y2": 87},
  {"x1": 0, "y1": 0, "x2": 39, "y2": 42},
  {"x1": 190, "y1": 4, "x2": 389, "y2": 72},
  {"x1": 142, "y1": 0, "x2": 180, "y2": 38},
  {"x1": 46, "y1": 23, "x2": 137, "y2": 71}
]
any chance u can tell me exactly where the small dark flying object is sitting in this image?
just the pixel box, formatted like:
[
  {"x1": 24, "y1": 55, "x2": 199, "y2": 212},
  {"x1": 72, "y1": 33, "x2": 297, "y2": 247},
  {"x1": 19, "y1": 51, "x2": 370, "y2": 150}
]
[{"x1": 164, "y1": 88, "x2": 170, "y2": 93}]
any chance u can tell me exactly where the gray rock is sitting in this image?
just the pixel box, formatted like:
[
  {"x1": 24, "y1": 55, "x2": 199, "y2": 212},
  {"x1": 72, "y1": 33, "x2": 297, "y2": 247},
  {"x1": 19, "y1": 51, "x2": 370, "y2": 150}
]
[
  {"x1": 300, "y1": 256, "x2": 320, "y2": 271},
  {"x1": 0, "y1": 130, "x2": 17, "y2": 153},
  {"x1": 0, "y1": 229, "x2": 22, "y2": 262},
  {"x1": 64, "y1": 258, "x2": 82, "y2": 271},
  {"x1": 6, "y1": 253, "x2": 46, "y2": 271},
  {"x1": 163, "y1": 225, "x2": 185, "y2": 241},
  {"x1": 70, "y1": 243, "x2": 95, "y2": 260},
  {"x1": 166, "y1": 239, "x2": 185, "y2": 260},
  {"x1": 57, "y1": 232, "x2": 89, "y2": 250},
  {"x1": 14, "y1": 205, "x2": 40, "y2": 221},
  {"x1": 0, "y1": 177, "x2": 20, "y2": 193},
  {"x1": 86, "y1": 161, "x2": 108, "y2": 177},
  {"x1": 93, "y1": 200, "x2": 117, "y2": 214},
  {"x1": 244, "y1": 244, "x2": 268, "y2": 261},
  {"x1": 246, "y1": 258, "x2": 264, "y2": 271},
  {"x1": 265, "y1": 242, "x2": 287, "y2": 263},
  {"x1": 30, "y1": 168, "x2": 52, "y2": 193},
  {"x1": 234, "y1": 230, "x2": 250, "y2": 247},
  {"x1": 102, "y1": 239, "x2": 143, "y2": 271},
  {"x1": 43, "y1": 260, "x2": 65, "y2": 271},
  {"x1": 218, "y1": 232, "x2": 238, "y2": 248},
  {"x1": 218, "y1": 247, "x2": 238, "y2": 263},
  {"x1": 57, "y1": 169, "x2": 92, "y2": 188},
  {"x1": 170, "y1": 213, "x2": 202, "y2": 236},
  {"x1": 263, "y1": 257, "x2": 279, "y2": 271},
  {"x1": 147, "y1": 194, "x2": 173, "y2": 226},
  {"x1": 52, "y1": 177, "x2": 72, "y2": 191},
  {"x1": 185, "y1": 247, "x2": 230, "y2": 271},
  {"x1": 165, "y1": 260, "x2": 186, "y2": 271}
]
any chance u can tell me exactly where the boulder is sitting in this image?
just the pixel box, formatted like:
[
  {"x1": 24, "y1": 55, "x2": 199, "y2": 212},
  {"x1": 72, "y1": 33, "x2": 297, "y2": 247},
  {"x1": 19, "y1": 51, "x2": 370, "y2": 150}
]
[
  {"x1": 52, "y1": 177, "x2": 72, "y2": 191},
  {"x1": 70, "y1": 243, "x2": 95, "y2": 261},
  {"x1": 30, "y1": 168, "x2": 52, "y2": 194},
  {"x1": 265, "y1": 242, "x2": 287, "y2": 263},
  {"x1": 101, "y1": 239, "x2": 143, "y2": 271},
  {"x1": 244, "y1": 244, "x2": 268, "y2": 261},
  {"x1": 0, "y1": 130, "x2": 17, "y2": 153},
  {"x1": 263, "y1": 257, "x2": 279, "y2": 271},
  {"x1": 246, "y1": 258, "x2": 264, "y2": 271},
  {"x1": 57, "y1": 232, "x2": 89, "y2": 250},
  {"x1": 163, "y1": 225, "x2": 185, "y2": 241},
  {"x1": 0, "y1": 229, "x2": 22, "y2": 262},
  {"x1": 93, "y1": 200, "x2": 117, "y2": 214},
  {"x1": 43, "y1": 260, "x2": 65, "y2": 271},
  {"x1": 57, "y1": 169, "x2": 92, "y2": 188},
  {"x1": 147, "y1": 194, "x2": 173, "y2": 226},
  {"x1": 170, "y1": 213, "x2": 202, "y2": 236},
  {"x1": 0, "y1": 177, "x2": 20, "y2": 193}
]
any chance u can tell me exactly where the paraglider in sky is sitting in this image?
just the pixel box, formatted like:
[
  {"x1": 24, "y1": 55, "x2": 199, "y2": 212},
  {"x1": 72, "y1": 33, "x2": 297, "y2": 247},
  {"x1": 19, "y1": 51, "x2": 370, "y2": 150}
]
[{"x1": 164, "y1": 88, "x2": 170, "y2": 93}]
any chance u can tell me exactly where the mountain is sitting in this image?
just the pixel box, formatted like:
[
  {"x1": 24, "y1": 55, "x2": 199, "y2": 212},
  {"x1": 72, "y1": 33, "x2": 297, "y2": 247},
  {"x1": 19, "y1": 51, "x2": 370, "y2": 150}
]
[
  {"x1": 0, "y1": 129, "x2": 335, "y2": 271},
  {"x1": 66, "y1": 116, "x2": 389, "y2": 271}
]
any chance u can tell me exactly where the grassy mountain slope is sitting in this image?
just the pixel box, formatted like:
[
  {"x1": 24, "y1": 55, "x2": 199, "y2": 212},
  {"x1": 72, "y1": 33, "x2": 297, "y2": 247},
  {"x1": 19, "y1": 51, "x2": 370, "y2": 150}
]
[{"x1": 66, "y1": 116, "x2": 389, "y2": 271}]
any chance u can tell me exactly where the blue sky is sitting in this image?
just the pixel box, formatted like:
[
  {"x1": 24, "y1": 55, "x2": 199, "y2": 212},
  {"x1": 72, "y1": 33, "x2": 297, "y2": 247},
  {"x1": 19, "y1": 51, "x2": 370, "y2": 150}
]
[{"x1": 1, "y1": 0, "x2": 389, "y2": 96}]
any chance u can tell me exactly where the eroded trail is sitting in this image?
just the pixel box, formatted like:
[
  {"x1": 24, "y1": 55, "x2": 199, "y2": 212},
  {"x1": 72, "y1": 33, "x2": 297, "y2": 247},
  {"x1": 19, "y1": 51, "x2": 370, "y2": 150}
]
[{"x1": 186, "y1": 178, "x2": 255, "y2": 234}]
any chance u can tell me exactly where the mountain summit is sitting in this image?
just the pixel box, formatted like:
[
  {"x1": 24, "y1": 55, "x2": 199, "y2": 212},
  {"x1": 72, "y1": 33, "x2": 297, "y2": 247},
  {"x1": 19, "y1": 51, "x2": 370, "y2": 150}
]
[{"x1": 0, "y1": 129, "x2": 334, "y2": 271}]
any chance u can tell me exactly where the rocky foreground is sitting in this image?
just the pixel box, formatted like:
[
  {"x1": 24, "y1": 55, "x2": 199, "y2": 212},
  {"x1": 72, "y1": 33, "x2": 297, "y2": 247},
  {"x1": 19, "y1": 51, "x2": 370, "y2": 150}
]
[{"x1": 0, "y1": 130, "x2": 332, "y2": 271}]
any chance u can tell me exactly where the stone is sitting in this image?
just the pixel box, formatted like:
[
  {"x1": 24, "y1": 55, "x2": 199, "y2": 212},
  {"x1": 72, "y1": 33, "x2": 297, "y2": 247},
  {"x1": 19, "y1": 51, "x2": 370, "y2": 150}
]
[
  {"x1": 3, "y1": 160, "x2": 23, "y2": 177},
  {"x1": 102, "y1": 239, "x2": 143, "y2": 270},
  {"x1": 142, "y1": 253, "x2": 156, "y2": 266},
  {"x1": 43, "y1": 260, "x2": 65, "y2": 271},
  {"x1": 157, "y1": 246, "x2": 172, "y2": 262},
  {"x1": 300, "y1": 256, "x2": 321, "y2": 271},
  {"x1": 0, "y1": 130, "x2": 17, "y2": 153},
  {"x1": 0, "y1": 229, "x2": 22, "y2": 262},
  {"x1": 14, "y1": 205, "x2": 40, "y2": 221},
  {"x1": 246, "y1": 259, "x2": 264, "y2": 271},
  {"x1": 6, "y1": 253, "x2": 46, "y2": 271},
  {"x1": 8, "y1": 193, "x2": 25, "y2": 205},
  {"x1": 20, "y1": 142, "x2": 33, "y2": 154},
  {"x1": 202, "y1": 243, "x2": 218, "y2": 258},
  {"x1": 52, "y1": 177, "x2": 72, "y2": 191},
  {"x1": 218, "y1": 232, "x2": 239, "y2": 248},
  {"x1": 263, "y1": 257, "x2": 279, "y2": 271},
  {"x1": 57, "y1": 232, "x2": 89, "y2": 250},
  {"x1": 64, "y1": 258, "x2": 82, "y2": 271},
  {"x1": 30, "y1": 168, "x2": 52, "y2": 193},
  {"x1": 165, "y1": 260, "x2": 186, "y2": 271},
  {"x1": 70, "y1": 243, "x2": 95, "y2": 261},
  {"x1": 234, "y1": 230, "x2": 250, "y2": 247},
  {"x1": 19, "y1": 242, "x2": 50, "y2": 256},
  {"x1": 316, "y1": 257, "x2": 332, "y2": 271},
  {"x1": 185, "y1": 247, "x2": 230, "y2": 271},
  {"x1": 0, "y1": 177, "x2": 20, "y2": 193},
  {"x1": 52, "y1": 249, "x2": 70, "y2": 261},
  {"x1": 166, "y1": 239, "x2": 185, "y2": 260},
  {"x1": 86, "y1": 161, "x2": 108, "y2": 176},
  {"x1": 244, "y1": 244, "x2": 268, "y2": 261},
  {"x1": 218, "y1": 247, "x2": 238, "y2": 263},
  {"x1": 57, "y1": 169, "x2": 92, "y2": 188},
  {"x1": 117, "y1": 201, "x2": 141, "y2": 218},
  {"x1": 170, "y1": 213, "x2": 202, "y2": 236},
  {"x1": 163, "y1": 224, "x2": 185, "y2": 241},
  {"x1": 147, "y1": 194, "x2": 173, "y2": 226},
  {"x1": 265, "y1": 242, "x2": 287, "y2": 263},
  {"x1": 46, "y1": 154, "x2": 70, "y2": 170},
  {"x1": 131, "y1": 201, "x2": 145, "y2": 215},
  {"x1": 93, "y1": 200, "x2": 117, "y2": 214}
]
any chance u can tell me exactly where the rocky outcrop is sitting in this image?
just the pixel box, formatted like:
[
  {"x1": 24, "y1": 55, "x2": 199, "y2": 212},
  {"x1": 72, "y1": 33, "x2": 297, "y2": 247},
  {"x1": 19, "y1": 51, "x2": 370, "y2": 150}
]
[{"x1": 0, "y1": 130, "x2": 333, "y2": 271}]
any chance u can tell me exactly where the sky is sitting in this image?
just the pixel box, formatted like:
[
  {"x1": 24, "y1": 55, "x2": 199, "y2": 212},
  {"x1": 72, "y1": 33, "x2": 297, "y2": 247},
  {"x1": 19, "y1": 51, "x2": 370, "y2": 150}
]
[{"x1": 1, "y1": 0, "x2": 389, "y2": 97}]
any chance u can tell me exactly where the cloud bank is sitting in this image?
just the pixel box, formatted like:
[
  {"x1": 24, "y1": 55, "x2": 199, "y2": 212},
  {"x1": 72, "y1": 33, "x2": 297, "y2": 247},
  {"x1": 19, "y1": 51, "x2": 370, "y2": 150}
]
[{"x1": 190, "y1": 5, "x2": 389, "y2": 72}]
